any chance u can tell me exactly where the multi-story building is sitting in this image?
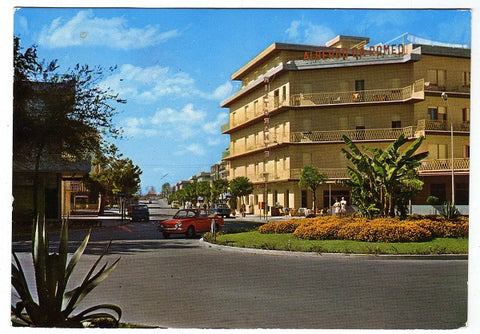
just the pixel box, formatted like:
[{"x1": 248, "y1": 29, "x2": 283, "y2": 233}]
[{"x1": 221, "y1": 35, "x2": 470, "y2": 215}]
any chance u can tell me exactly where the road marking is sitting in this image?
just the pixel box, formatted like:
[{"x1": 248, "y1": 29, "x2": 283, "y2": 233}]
[{"x1": 118, "y1": 225, "x2": 132, "y2": 232}]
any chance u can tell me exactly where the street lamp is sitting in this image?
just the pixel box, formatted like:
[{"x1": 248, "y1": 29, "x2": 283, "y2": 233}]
[{"x1": 442, "y1": 92, "x2": 454, "y2": 205}]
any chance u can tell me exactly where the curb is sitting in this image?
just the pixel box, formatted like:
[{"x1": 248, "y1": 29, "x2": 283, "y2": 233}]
[{"x1": 199, "y1": 238, "x2": 468, "y2": 260}]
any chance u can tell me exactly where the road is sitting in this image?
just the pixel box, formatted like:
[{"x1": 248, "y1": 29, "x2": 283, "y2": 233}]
[{"x1": 11, "y1": 200, "x2": 468, "y2": 329}]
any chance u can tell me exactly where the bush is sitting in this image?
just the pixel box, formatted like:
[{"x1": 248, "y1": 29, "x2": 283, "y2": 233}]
[
  {"x1": 258, "y1": 220, "x2": 303, "y2": 234},
  {"x1": 258, "y1": 215, "x2": 468, "y2": 243}
]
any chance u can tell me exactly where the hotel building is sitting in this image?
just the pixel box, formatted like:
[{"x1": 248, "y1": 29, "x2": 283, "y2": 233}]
[{"x1": 220, "y1": 35, "x2": 470, "y2": 215}]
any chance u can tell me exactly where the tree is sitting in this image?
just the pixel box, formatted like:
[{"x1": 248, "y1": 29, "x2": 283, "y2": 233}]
[
  {"x1": 86, "y1": 144, "x2": 142, "y2": 214},
  {"x1": 229, "y1": 177, "x2": 254, "y2": 210},
  {"x1": 211, "y1": 179, "x2": 229, "y2": 203},
  {"x1": 342, "y1": 134, "x2": 428, "y2": 218},
  {"x1": 196, "y1": 181, "x2": 211, "y2": 207},
  {"x1": 161, "y1": 183, "x2": 172, "y2": 198},
  {"x1": 14, "y1": 37, "x2": 125, "y2": 218},
  {"x1": 298, "y1": 165, "x2": 327, "y2": 212}
]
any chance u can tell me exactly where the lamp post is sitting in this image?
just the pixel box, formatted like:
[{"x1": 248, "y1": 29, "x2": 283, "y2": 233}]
[{"x1": 442, "y1": 92, "x2": 454, "y2": 205}]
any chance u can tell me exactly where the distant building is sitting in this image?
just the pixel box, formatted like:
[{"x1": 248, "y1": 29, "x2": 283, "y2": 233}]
[
  {"x1": 211, "y1": 161, "x2": 227, "y2": 181},
  {"x1": 221, "y1": 34, "x2": 470, "y2": 215}
]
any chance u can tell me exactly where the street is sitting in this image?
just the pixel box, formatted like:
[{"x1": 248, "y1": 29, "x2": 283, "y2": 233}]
[{"x1": 11, "y1": 200, "x2": 468, "y2": 329}]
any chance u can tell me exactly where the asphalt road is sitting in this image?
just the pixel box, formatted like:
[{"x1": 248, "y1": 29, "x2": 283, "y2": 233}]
[{"x1": 11, "y1": 201, "x2": 468, "y2": 329}]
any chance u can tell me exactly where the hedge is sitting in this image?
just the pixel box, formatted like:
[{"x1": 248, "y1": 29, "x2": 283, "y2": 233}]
[{"x1": 258, "y1": 216, "x2": 468, "y2": 243}]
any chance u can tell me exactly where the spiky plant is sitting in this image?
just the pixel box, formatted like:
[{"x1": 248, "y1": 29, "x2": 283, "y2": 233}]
[{"x1": 12, "y1": 217, "x2": 121, "y2": 327}]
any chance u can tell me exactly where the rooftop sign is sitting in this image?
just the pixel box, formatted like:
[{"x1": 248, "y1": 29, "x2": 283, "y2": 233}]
[{"x1": 304, "y1": 44, "x2": 405, "y2": 61}]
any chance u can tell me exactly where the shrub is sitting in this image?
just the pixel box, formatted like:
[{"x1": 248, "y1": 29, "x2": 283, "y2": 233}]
[
  {"x1": 12, "y1": 218, "x2": 121, "y2": 327},
  {"x1": 440, "y1": 201, "x2": 460, "y2": 221},
  {"x1": 258, "y1": 220, "x2": 303, "y2": 234}
]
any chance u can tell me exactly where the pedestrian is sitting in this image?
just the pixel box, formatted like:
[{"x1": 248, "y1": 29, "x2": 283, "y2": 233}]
[
  {"x1": 340, "y1": 197, "x2": 347, "y2": 214},
  {"x1": 333, "y1": 199, "x2": 341, "y2": 216}
]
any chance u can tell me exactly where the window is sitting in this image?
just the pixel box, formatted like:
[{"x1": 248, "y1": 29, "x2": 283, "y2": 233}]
[
  {"x1": 462, "y1": 108, "x2": 470, "y2": 123},
  {"x1": 438, "y1": 106, "x2": 447, "y2": 121},
  {"x1": 282, "y1": 85, "x2": 287, "y2": 102},
  {"x1": 274, "y1": 89, "x2": 280, "y2": 107},
  {"x1": 428, "y1": 144, "x2": 448, "y2": 159},
  {"x1": 428, "y1": 107, "x2": 438, "y2": 120},
  {"x1": 355, "y1": 80, "x2": 365, "y2": 91},
  {"x1": 455, "y1": 183, "x2": 469, "y2": 205},
  {"x1": 301, "y1": 190, "x2": 308, "y2": 208},
  {"x1": 244, "y1": 105, "x2": 249, "y2": 120},
  {"x1": 464, "y1": 145, "x2": 470, "y2": 158},
  {"x1": 463, "y1": 72, "x2": 471, "y2": 87},
  {"x1": 391, "y1": 120, "x2": 402, "y2": 128},
  {"x1": 254, "y1": 100, "x2": 258, "y2": 115},
  {"x1": 430, "y1": 183, "x2": 446, "y2": 203},
  {"x1": 427, "y1": 69, "x2": 446, "y2": 89}
]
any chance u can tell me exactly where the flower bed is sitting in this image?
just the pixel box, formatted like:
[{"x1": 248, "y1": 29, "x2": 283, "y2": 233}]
[{"x1": 259, "y1": 216, "x2": 468, "y2": 243}]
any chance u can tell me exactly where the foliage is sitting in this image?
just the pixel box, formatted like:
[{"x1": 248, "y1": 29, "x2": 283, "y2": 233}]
[
  {"x1": 426, "y1": 195, "x2": 440, "y2": 205},
  {"x1": 229, "y1": 177, "x2": 254, "y2": 208},
  {"x1": 229, "y1": 177, "x2": 254, "y2": 199},
  {"x1": 12, "y1": 218, "x2": 121, "y2": 327},
  {"x1": 211, "y1": 179, "x2": 230, "y2": 203},
  {"x1": 258, "y1": 220, "x2": 303, "y2": 234},
  {"x1": 14, "y1": 37, "x2": 125, "y2": 218},
  {"x1": 257, "y1": 215, "x2": 468, "y2": 243},
  {"x1": 298, "y1": 165, "x2": 327, "y2": 210},
  {"x1": 85, "y1": 144, "x2": 142, "y2": 213},
  {"x1": 341, "y1": 134, "x2": 428, "y2": 218},
  {"x1": 161, "y1": 183, "x2": 172, "y2": 198},
  {"x1": 440, "y1": 202, "x2": 461, "y2": 221}
]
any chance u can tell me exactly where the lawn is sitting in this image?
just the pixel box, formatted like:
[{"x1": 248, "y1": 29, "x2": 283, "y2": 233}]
[{"x1": 208, "y1": 231, "x2": 468, "y2": 255}]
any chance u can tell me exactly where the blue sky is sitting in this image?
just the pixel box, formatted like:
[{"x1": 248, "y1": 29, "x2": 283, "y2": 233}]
[{"x1": 12, "y1": 7, "x2": 472, "y2": 193}]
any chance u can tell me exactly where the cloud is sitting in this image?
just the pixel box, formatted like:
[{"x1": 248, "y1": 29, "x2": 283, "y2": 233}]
[
  {"x1": 121, "y1": 103, "x2": 223, "y2": 142},
  {"x1": 100, "y1": 64, "x2": 231, "y2": 103},
  {"x1": 202, "y1": 112, "x2": 228, "y2": 135},
  {"x1": 38, "y1": 10, "x2": 179, "y2": 49},
  {"x1": 285, "y1": 20, "x2": 335, "y2": 46}
]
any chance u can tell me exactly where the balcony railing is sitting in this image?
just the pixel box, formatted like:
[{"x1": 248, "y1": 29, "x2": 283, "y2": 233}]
[
  {"x1": 222, "y1": 149, "x2": 230, "y2": 159},
  {"x1": 290, "y1": 168, "x2": 350, "y2": 180},
  {"x1": 416, "y1": 120, "x2": 470, "y2": 132},
  {"x1": 290, "y1": 79, "x2": 424, "y2": 107},
  {"x1": 291, "y1": 126, "x2": 415, "y2": 143},
  {"x1": 418, "y1": 158, "x2": 469, "y2": 172},
  {"x1": 227, "y1": 80, "x2": 425, "y2": 130},
  {"x1": 221, "y1": 122, "x2": 230, "y2": 133}
]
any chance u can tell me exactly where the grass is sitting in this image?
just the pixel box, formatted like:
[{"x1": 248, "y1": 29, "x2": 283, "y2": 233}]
[{"x1": 208, "y1": 231, "x2": 468, "y2": 255}]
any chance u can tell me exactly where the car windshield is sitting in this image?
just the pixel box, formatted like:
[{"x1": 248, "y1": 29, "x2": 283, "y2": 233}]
[{"x1": 173, "y1": 210, "x2": 197, "y2": 219}]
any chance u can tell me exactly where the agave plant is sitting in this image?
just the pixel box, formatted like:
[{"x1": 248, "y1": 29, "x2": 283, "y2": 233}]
[{"x1": 12, "y1": 217, "x2": 121, "y2": 327}]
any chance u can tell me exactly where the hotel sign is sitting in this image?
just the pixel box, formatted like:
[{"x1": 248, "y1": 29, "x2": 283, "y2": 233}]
[{"x1": 303, "y1": 44, "x2": 405, "y2": 61}]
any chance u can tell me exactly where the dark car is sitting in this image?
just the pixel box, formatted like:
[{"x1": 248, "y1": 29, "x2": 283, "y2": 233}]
[
  {"x1": 157, "y1": 208, "x2": 224, "y2": 238},
  {"x1": 128, "y1": 204, "x2": 150, "y2": 222},
  {"x1": 210, "y1": 203, "x2": 231, "y2": 218}
]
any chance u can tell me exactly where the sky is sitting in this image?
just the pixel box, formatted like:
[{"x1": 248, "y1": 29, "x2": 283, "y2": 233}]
[{"x1": 11, "y1": 6, "x2": 472, "y2": 194}]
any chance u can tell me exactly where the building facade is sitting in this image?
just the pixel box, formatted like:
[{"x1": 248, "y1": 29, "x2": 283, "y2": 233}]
[{"x1": 221, "y1": 35, "x2": 470, "y2": 215}]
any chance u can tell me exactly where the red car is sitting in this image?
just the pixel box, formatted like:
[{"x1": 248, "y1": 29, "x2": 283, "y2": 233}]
[{"x1": 158, "y1": 209, "x2": 224, "y2": 238}]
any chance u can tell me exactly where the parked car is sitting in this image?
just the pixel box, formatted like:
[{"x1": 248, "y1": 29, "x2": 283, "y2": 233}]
[
  {"x1": 210, "y1": 203, "x2": 231, "y2": 218},
  {"x1": 157, "y1": 208, "x2": 224, "y2": 238},
  {"x1": 128, "y1": 204, "x2": 150, "y2": 222}
]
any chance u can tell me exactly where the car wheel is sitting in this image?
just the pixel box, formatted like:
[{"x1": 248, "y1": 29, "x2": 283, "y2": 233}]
[
  {"x1": 186, "y1": 226, "x2": 196, "y2": 238},
  {"x1": 162, "y1": 232, "x2": 170, "y2": 239}
]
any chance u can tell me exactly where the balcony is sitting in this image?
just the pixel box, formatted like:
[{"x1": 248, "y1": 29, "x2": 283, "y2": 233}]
[
  {"x1": 290, "y1": 168, "x2": 350, "y2": 180},
  {"x1": 291, "y1": 126, "x2": 415, "y2": 143},
  {"x1": 416, "y1": 120, "x2": 470, "y2": 132},
  {"x1": 225, "y1": 80, "x2": 424, "y2": 132},
  {"x1": 290, "y1": 79, "x2": 424, "y2": 107},
  {"x1": 221, "y1": 148, "x2": 230, "y2": 159},
  {"x1": 221, "y1": 122, "x2": 230, "y2": 133},
  {"x1": 418, "y1": 158, "x2": 469, "y2": 175}
]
